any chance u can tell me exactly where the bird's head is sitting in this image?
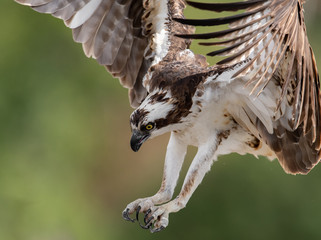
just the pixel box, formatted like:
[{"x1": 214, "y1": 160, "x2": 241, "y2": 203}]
[
  {"x1": 129, "y1": 67, "x2": 206, "y2": 152},
  {"x1": 129, "y1": 89, "x2": 191, "y2": 152}
]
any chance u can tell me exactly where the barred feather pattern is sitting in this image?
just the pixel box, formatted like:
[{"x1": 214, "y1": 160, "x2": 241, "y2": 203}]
[
  {"x1": 15, "y1": 0, "x2": 191, "y2": 107},
  {"x1": 177, "y1": 0, "x2": 321, "y2": 174}
]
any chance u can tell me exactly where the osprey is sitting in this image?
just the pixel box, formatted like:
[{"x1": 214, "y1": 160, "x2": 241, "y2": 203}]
[{"x1": 16, "y1": 0, "x2": 320, "y2": 233}]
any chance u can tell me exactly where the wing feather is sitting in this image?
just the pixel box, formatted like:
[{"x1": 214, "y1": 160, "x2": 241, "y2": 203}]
[
  {"x1": 16, "y1": 0, "x2": 192, "y2": 107},
  {"x1": 106, "y1": 29, "x2": 134, "y2": 74},
  {"x1": 18, "y1": 0, "x2": 52, "y2": 6},
  {"x1": 92, "y1": 1, "x2": 125, "y2": 60},
  {"x1": 52, "y1": 0, "x2": 87, "y2": 21},
  {"x1": 72, "y1": 0, "x2": 113, "y2": 45},
  {"x1": 32, "y1": 0, "x2": 78, "y2": 14},
  {"x1": 177, "y1": 0, "x2": 320, "y2": 174}
]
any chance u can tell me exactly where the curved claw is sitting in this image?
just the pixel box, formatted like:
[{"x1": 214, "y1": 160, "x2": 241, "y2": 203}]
[
  {"x1": 137, "y1": 207, "x2": 154, "y2": 229},
  {"x1": 136, "y1": 206, "x2": 141, "y2": 222},
  {"x1": 145, "y1": 216, "x2": 154, "y2": 226},
  {"x1": 139, "y1": 220, "x2": 153, "y2": 230},
  {"x1": 144, "y1": 209, "x2": 152, "y2": 224},
  {"x1": 150, "y1": 226, "x2": 165, "y2": 233},
  {"x1": 139, "y1": 216, "x2": 154, "y2": 229},
  {"x1": 122, "y1": 208, "x2": 135, "y2": 222}
]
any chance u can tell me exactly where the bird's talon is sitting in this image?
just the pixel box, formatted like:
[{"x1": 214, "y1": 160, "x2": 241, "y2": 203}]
[
  {"x1": 145, "y1": 216, "x2": 154, "y2": 225},
  {"x1": 135, "y1": 206, "x2": 141, "y2": 221},
  {"x1": 122, "y1": 208, "x2": 135, "y2": 222},
  {"x1": 139, "y1": 220, "x2": 153, "y2": 229},
  {"x1": 144, "y1": 209, "x2": 152, "y2": 224},
  {"x1": 123, "y1": 201, "x2": 168, "y2": 232}
]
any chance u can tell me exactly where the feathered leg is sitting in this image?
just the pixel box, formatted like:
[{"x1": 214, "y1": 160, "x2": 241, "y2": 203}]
[
  {"x1": 144, "y1": 136, "x2": 218, "y2": 232},
  {"x1": 122, "y1": 132, "x2": 187, "y2": 224}
]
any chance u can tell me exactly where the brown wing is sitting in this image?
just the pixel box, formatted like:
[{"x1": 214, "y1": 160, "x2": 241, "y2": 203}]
[
  {"x1": 176, "y1": 0, "x2": 320, "y2": 174},
  {"x1": 15, "y1": 0, "x2": 191, "y2": 107}
]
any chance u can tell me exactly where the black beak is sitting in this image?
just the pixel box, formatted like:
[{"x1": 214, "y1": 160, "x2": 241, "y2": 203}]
[{"x1": 130, "y1": 130, "x2": 150, "y2": 152}]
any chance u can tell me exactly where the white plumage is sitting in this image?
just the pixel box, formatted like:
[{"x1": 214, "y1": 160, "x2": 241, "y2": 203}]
[{"x1": 15, "y1": 0, "x2": 320, "y2": 233}]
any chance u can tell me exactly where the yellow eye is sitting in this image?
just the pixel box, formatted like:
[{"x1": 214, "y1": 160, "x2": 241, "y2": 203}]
[{"x1": 145, "y1": 124, "x2": 154, "y2": 130}]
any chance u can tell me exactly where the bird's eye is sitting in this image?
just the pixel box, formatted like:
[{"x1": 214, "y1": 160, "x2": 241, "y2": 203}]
[{"x1": 145, "y1": 123, "x2": 154, "y2": 131}]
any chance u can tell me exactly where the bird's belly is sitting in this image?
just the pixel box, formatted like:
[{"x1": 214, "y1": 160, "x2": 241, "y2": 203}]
[{"x1": 215, "y1": 124, "x2": 276, "y2": 160}]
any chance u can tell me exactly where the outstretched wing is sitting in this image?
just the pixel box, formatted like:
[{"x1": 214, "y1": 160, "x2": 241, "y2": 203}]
[
  {"x1": 15, "y1": 0, "x2": 191, "y2": 107},
  {"x1": 176, "y1": 0, "x2": 321, "y2": 174}
]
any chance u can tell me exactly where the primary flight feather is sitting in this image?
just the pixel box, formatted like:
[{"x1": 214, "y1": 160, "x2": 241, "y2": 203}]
[{"x1": 15, "y1": 0, "x2": 320, "y2": 233}]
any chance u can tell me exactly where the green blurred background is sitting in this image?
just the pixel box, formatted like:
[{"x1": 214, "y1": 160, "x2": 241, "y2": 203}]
[{"x1": 1, "y1": 0, "x2": 321, "y2": 239}]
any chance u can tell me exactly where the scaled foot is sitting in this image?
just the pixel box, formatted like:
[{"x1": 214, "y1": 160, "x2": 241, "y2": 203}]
[{"x1": 123, "y1": 198, "x2": 184, "y2": 233}]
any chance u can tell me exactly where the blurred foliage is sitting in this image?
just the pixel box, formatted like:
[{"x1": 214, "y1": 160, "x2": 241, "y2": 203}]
[{"x1": 1, "y1": 0, "x2": 321, "y2": 240}]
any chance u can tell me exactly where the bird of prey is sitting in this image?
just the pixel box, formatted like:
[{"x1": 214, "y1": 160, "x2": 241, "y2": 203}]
[{"x1": 16, "y1": 0, "x2": 320, "y2": 233}]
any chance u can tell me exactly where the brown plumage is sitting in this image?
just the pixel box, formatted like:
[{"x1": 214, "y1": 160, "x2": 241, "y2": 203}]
[
  {"x1": 15, "y1": 0, "x2": 320, "y2": 174},
  {"x1": 16, "y1": 0, "x2": 195, "y2": 107},
  {"x1": 177, "y1": 0, "x2": 320, "y2": 174},
  {"x1": 14, "y1": 0, "x2": 321, "y2": 233}
]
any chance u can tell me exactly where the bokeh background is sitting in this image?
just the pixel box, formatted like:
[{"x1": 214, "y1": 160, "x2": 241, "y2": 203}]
[{"x1": 1, "y1": 0, "x2": 321, "y2": 239}]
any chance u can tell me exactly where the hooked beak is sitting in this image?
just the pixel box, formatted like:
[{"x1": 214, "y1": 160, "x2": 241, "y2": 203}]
[{"x1": 130, "y1": 130, "x2": 150, "y2": 152}]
